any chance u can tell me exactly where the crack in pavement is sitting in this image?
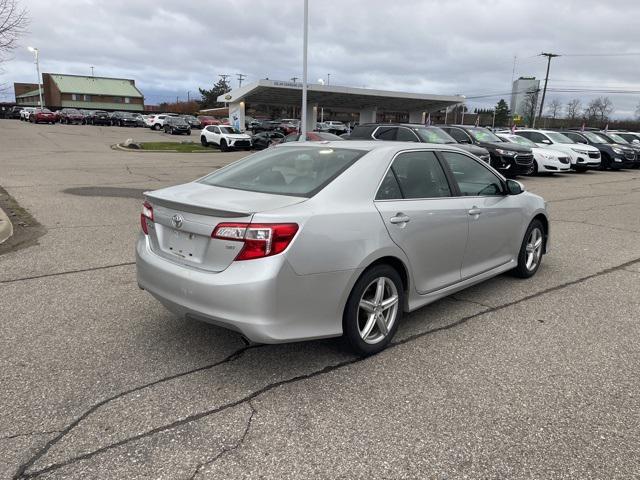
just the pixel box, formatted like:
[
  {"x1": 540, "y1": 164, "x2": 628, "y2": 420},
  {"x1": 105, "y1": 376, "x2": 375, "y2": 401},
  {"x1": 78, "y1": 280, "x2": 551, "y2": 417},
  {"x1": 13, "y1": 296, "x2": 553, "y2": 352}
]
[
  {"x1": 552, "y1": 218, "x2": 640, "y2": 234},
  {"x1": 0, "y1": 262, "x2": 136, "y2": 285},
  {"x1": 187, "y1": 401, "x2": 257, "y2": 480},
  {"x1": 14, "y1": 255, "x2": 640, "y2": 479},
  {"x1": 13, "y1": 344, "x2": 265, "y2": 480},
  {"x1": 448, "y1": 296, "x2": 493, "y2": 309},
  {"x1": 0, "y1": 431, "x2": 62, "y2": 442}
]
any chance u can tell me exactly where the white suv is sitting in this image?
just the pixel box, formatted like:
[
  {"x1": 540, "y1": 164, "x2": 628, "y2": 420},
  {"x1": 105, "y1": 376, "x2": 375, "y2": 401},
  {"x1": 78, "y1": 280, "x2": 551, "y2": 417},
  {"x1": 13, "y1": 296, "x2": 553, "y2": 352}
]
[
  {"x1": 324, "y1": 121, "x2": 347, "y2": 134},
  {"x1": 200, "y1": 125, "x2": 252, "y2": 151},
  {"x1": 20, "y1": 107, "x2": 36, "y2": 122},
  {"x1": 496, "y1": 132, "x2": 571, "y2": 173},
  {"x1": 514, "y1": 129, "x2": 601, "y2": 171},
  {"x1": 149, "y1": 113, "x2": 178, "y2": 130}
]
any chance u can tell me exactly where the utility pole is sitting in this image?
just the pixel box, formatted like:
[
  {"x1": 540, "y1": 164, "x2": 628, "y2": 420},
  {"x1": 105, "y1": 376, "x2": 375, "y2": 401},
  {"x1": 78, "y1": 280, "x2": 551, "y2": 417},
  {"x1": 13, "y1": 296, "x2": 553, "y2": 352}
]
[
  {"x1": 300, "y1": 0, "x2": 309, "y2": 141},
  {"x1": 219, "y1": 74, "x2": 230, "y2": 89},
  {"x1": 236, "y1": 73, "x2": 246, "y2": 88},
  {"x1": 187, "y1": 91, "x2": 190, "y2": 102},
  {"x1": 91, "y1": 66, "x2": 95, "y2": 77},
  {"x1": 291, "y1": 77, "x2": 299, "y2": 83},
  {"x1": 535, "y1": 52, "x2": 560, "y2": 128},
  {"x1": 327, "y1": 73, "x2": 330, "y2": 85}
]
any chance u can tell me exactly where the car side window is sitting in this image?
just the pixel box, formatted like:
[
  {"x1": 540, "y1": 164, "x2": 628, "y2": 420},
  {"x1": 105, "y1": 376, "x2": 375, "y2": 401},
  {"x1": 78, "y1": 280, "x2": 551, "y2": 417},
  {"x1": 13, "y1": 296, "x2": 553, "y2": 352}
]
[
  {"x1": 441, "y1": 151, "x2": 503, "y2": 196},
  {"x1": 376, "y1": 151, "x2": 451, "y2": 200},
  {"x1": 526, "y1": 132, "x2": 547, "y2": 143},
  {"x1": 374, "y1": 127, "x2": 397, "y2": 141},
  {"x1": 214, "y1": 127, "x2": 221, "y2": 134},
  {"x1": 396, "y1": 128, "x2": 419, "y2": 142}
]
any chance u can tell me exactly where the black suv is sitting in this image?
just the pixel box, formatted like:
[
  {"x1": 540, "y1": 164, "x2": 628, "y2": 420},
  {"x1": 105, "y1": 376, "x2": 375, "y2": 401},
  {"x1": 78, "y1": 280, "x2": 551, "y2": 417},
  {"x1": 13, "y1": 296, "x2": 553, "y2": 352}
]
[
  {"x1": 597, "y1": 131, "x2": 640, "y2": 169},
  {"x1": 349, "y1": 124, "x2": 491, "y2": 163},
  {"x1": 564, "y1": 131, "x2": 636, "y2": 169},
  {"x1": 90, "y1": 110, "x2": 111, "y2": 126},
  {"x1": 164, "y1": 116, "x2": 191, "y2": 135},
  {"x1": 110, "y1": 111, "x2": 138, "y2": 127},
  {"x1": 438, "y1": 125, "x2": 534, "y2": 176}
]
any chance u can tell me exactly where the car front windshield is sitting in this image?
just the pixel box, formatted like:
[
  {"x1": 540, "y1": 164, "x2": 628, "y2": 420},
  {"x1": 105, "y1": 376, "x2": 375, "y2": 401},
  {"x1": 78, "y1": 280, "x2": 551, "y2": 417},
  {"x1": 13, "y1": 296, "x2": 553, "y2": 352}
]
[
  {"x1": 414, "y1": 127, "x2": 455, "y2": 144},
  {"x1": 220, "y1": 126, "x2": 241, "y2": 134},
  {"x1": 583, "y1": 132, "x2": 608, "y2": 143},
  {"x1": 199, "y1": 146, "x2": 366, "y2": 197},
  {"x1": 505, "y1": 135, "x2": 535, "y2": 147},
  {"x1": 468, "y1": 128, "x2": 502, "y2": 142},
  {"x1": 607, "y1": 133, "x2": 628, "y2": 144},
  {"x1": 546, "y1": 132, "x2": 575, "y2": 144}
]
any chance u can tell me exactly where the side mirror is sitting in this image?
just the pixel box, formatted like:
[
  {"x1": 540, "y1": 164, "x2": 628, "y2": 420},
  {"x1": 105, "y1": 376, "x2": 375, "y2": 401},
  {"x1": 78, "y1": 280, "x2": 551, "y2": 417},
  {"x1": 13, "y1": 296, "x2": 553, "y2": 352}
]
[
  {"x1": 458, "y1": 138, "x2": 472, "y2": 144},
  {"x1": 506, "y1": 179, "x2": 524, "y2": 195},
  {"x1": 633, "y1": 139, "x2": 640, "y2": 144},
  {"x1": 540, "y1": 139, "x2": 552, "y2": 145}
]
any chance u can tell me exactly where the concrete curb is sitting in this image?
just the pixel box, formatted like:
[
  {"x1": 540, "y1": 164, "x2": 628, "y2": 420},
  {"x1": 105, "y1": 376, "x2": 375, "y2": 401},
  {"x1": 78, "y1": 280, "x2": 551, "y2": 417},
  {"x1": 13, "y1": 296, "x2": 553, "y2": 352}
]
[
  {"x1": 113, "y1": 143, "x2": 212, "y2": 153},
  {"x1": 0, "y1": 207, "x2": 13, "y2": 244}
]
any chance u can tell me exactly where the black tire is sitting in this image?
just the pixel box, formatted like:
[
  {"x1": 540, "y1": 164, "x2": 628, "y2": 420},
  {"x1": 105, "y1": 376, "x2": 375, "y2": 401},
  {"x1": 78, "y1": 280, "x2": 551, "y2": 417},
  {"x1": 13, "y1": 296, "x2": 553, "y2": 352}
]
[
  {"x1": 153, "y1": 123, "x2": 161, "y2": 131},
  {"x1": 511, "y1": 219, "x2": 545, "y2": 279},
  {"x1": 201, "y1": 136, "x2": 209, "y2": 147},
  {"x1": 220, "y1": 139, "x2": 228, "y2": 152},
  {"x1": 532, "y1": 160, "x2": 539, "y2": 175},
  {"x1": 343, "y1": 264, "x2": 404, "y2": 356}
]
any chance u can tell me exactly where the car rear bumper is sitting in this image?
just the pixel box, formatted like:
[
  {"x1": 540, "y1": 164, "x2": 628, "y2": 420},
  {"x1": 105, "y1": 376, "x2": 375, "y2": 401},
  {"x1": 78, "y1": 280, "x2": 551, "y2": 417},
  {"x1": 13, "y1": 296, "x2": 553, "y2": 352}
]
[{"x1": 136, "y1": 235, "x2": 352, "y2": 343}]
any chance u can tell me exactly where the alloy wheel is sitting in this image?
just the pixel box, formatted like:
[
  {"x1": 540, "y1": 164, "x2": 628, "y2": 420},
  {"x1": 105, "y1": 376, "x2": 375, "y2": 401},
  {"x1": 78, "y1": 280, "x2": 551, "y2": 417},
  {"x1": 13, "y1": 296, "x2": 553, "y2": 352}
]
[
  {"x1": 525, "y1": 227, "x2": 543, "y2": 271},
  {"x1": 357, "y1": 277, "x2": 399, "y2": 344}
]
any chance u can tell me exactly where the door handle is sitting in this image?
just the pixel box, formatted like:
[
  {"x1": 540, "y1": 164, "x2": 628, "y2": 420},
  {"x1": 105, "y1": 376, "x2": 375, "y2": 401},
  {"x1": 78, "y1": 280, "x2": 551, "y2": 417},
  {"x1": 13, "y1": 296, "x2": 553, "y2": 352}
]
[
  {"x1": 390, "y1": 214, "x2": 411, "y2": 224},
  {"x1": 468, "y1": 207, "x2": 482, "y2": 216}
]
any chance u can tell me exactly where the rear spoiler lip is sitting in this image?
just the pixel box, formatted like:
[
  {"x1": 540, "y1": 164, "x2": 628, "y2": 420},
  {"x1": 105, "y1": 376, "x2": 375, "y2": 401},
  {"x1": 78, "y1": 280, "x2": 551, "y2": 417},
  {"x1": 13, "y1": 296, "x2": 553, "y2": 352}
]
[{"x1": 143, "y1": 193, "x2": 252, "y2": 218}]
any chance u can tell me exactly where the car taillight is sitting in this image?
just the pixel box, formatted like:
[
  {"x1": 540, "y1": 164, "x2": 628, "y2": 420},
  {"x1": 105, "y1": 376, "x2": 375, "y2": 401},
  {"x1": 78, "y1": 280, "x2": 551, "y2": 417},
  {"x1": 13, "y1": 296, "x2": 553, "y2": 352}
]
[
  {"x1": 212, "y1": 223, "x2": 298, "y2": 261},
  {"x1": 140, "y1": 201, "x2": 153, "y2": 234}
]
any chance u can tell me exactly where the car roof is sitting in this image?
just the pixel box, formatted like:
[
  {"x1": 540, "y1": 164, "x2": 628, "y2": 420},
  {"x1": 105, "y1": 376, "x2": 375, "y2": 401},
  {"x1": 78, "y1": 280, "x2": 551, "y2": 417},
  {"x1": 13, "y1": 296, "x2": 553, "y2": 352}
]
[{"x1": 276, "y1": 140, "x2": 474, "y2": 154}]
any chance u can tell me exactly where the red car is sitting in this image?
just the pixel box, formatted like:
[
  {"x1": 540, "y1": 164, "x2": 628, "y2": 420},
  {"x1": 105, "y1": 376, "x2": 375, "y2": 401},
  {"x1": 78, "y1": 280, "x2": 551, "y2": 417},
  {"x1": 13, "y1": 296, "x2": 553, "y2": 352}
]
[
  {"x1": 197, "y1": 116, "x2": 221, "y2": 127},
  {"x1": 30, "y1": 108, "x2": 57, "y2": 124},
  {"x1": 281, "y1": 132, "x2": 344, "y2": 143},
  {"x1": 59, "y1": 108, "x2": 84, "y2": 124}
]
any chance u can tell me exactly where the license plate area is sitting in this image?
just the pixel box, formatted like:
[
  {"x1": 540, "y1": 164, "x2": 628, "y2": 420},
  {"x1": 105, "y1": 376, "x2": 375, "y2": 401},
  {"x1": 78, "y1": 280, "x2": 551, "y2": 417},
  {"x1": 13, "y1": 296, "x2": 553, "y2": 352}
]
[{"x1": 167, "y1": 229, "x2": 200, "y2": 259}]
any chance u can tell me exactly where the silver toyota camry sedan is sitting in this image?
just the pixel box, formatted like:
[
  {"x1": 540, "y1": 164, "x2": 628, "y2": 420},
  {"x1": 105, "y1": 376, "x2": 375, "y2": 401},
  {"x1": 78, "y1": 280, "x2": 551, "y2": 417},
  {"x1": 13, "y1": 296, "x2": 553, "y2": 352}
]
[{"x1": 136, "y1": 141, "x2": 549, "y2": 355}]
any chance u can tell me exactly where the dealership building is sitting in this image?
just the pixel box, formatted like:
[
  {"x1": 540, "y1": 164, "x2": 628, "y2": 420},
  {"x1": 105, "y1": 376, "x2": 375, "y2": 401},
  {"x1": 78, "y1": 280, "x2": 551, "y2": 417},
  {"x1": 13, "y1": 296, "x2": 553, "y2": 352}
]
[
  {"x1": 14, "y1": 73, "x2": 145, "y2": 111},
  {"x1": 217, "y1": 79, "x2": 463, "y2": 131}
]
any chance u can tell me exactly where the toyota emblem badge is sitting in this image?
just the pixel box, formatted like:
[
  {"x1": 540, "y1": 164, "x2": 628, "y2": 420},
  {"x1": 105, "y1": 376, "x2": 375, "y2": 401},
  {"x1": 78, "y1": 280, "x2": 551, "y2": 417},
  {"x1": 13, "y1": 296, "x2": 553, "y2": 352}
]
[{"x1": 172, "y1": 214, "x2": 183, "y2": 229}]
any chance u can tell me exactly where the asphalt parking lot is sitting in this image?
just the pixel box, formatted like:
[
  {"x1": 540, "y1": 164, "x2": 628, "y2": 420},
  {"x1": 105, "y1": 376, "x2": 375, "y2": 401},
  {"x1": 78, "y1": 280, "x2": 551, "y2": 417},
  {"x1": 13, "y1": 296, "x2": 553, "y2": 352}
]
[{"x1": 1, "y1": 119, "x2": 639, "y2": 479}]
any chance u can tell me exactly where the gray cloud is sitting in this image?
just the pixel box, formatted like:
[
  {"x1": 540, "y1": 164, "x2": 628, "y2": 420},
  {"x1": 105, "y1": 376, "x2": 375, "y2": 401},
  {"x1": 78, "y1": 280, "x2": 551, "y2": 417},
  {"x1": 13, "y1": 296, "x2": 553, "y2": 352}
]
[{"x1": 3, "y1": 0, "x2": 640, "y2": 117}]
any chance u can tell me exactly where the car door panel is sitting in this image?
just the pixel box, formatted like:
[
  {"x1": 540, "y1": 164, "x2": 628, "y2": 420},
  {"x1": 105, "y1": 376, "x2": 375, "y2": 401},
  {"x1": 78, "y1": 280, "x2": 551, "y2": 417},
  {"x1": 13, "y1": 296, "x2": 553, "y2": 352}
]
[
  {"x1": 440, "y1": 150, "x2": 522, "y2": 279},
  {"x1": 374, "y1": 150, "x2": 469, "y2": 294}
]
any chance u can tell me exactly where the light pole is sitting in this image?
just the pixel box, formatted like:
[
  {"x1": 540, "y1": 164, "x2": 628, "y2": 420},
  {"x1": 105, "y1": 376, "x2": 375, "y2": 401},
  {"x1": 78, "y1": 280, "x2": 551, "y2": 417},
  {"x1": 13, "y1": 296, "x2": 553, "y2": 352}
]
[
  {"x1": 299, "y1": 0, "x2": 309, "y2": 141},
  {"x1": 27, "y1": 47, "x2": 43, "y2": 109}
]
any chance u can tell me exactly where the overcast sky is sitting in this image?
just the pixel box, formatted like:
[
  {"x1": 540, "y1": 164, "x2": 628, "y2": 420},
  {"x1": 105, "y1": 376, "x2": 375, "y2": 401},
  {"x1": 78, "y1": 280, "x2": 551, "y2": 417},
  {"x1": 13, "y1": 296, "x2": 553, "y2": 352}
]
[{"x1": 3, "y1": 0, "x2": 640, "y2": 117}]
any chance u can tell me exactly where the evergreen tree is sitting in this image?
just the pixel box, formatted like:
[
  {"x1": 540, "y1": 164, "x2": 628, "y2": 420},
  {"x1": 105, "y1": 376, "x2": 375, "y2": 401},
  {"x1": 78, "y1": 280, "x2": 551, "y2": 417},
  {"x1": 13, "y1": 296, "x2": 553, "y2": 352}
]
[
  {"x1": 494, "y1": 99, "x2": 509, "y2": 126},
  {"x1": 198, "y1": 78, "x2": 231, "y2": 109}
]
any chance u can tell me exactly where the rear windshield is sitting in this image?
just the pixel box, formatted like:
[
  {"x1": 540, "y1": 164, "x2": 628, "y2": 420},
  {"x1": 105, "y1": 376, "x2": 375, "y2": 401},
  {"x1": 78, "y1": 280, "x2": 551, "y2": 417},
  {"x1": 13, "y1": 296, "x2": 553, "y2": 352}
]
[{"x1": 199, "y1": 146, "x2": 366, "y2": 197}]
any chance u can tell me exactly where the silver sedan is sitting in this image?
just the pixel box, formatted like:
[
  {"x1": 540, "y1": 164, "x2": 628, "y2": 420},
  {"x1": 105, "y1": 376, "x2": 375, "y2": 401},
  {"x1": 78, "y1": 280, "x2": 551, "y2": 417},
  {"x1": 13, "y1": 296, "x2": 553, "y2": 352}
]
[{"x1": 136, "y1": 142, "x2": 549, "y2": 355}]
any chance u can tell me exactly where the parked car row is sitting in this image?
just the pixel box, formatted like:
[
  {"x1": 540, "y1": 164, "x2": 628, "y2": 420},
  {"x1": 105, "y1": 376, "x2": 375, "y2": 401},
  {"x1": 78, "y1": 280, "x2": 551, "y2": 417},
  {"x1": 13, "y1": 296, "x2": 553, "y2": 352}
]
[{"x1": 346, "y1": 123, "x2": 640, "y2": 175}]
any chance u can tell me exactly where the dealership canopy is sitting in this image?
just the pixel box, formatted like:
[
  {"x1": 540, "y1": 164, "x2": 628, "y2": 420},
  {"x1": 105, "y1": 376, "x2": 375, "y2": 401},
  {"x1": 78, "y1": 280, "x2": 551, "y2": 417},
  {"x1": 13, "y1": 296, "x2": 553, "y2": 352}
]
[{"x1": 217, "y1": 79, "x2": 464, "y2": 130}]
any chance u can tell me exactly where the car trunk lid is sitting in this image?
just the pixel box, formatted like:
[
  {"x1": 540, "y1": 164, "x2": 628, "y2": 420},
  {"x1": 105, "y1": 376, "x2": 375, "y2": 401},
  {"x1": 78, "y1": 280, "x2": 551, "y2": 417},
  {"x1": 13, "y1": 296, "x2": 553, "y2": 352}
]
[{"x1": 144, "y1": 182, "x2": 305, "y2": 272}]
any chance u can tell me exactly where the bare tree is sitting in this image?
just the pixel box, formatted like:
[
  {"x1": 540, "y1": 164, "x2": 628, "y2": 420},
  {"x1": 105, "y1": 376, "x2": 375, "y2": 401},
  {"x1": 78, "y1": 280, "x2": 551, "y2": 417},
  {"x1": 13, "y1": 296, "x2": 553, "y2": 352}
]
[
  {"x1": 546, "y1": 98, "x2": 562, "y2": 119},
  {"x1": 635, "y1": 101, "x2": 640, "y2": 120},
  {"x1": 521, "y1": 88, "x2": 539, "y2": 126},
  {"x1": 0, "y1": 0, "x2": 28, "y2": 58},
  {"x1": 595, "y1": 96, "x2": 614, "y2": 122},
  {"x1": 565, "y1": 99, "x2": 581, "y2": 120},
  {"x1": 586, "y1": 97, "x2": 614, "y2": 124}
]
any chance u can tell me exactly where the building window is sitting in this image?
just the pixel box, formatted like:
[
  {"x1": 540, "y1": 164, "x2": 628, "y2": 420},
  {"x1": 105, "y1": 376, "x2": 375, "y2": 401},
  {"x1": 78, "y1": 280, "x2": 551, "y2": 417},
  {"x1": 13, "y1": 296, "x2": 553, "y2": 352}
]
[
  {"x1": 114, "y1": 97, "x2": 123, "y2": 103},
  {"x1": 84, "y1": 95, "x2": 92, "y2": 102},
  {"x1": 124, "y1": 97, "x2": 130, "y2": 104},
  {"x1": 71, "y1": 94, "x2": 77, "y2": 101}
]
